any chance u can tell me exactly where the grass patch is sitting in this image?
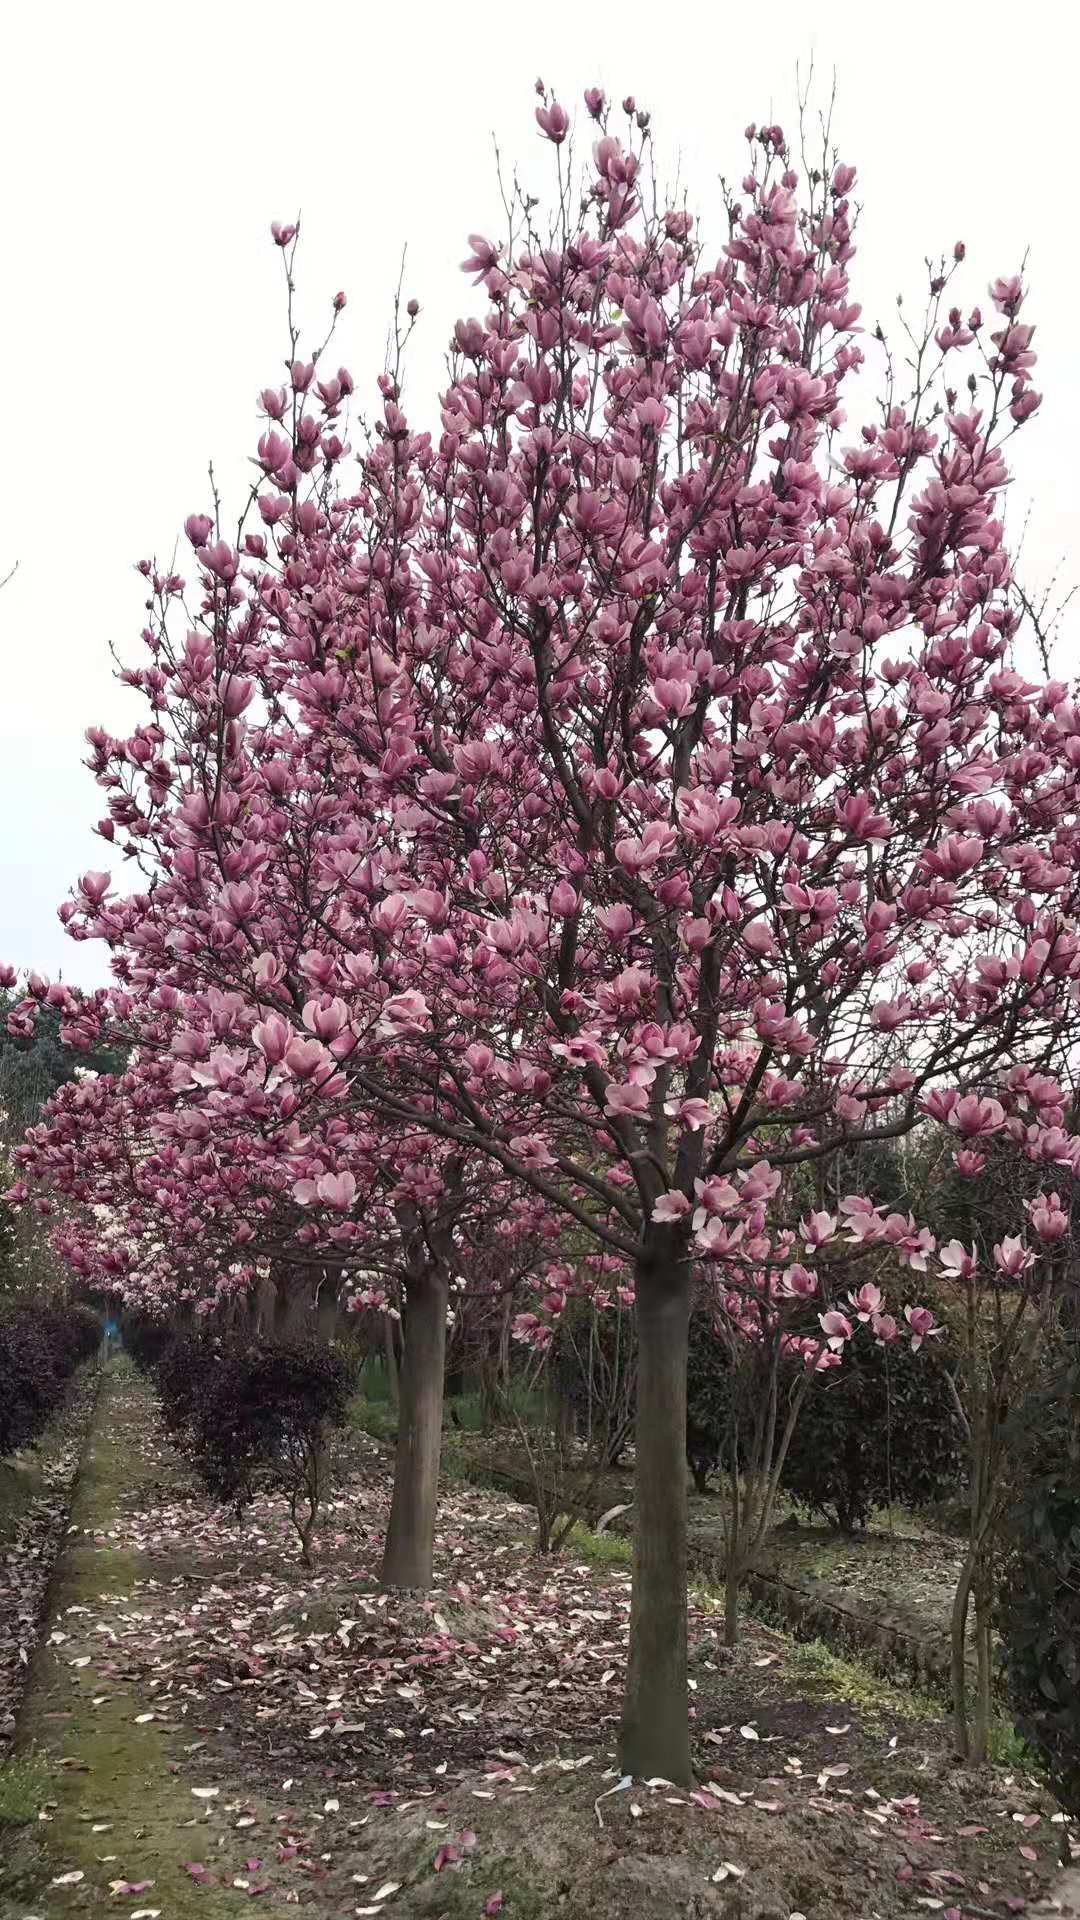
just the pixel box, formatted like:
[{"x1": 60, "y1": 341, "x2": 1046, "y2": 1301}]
[
  {"x1": 987, "y1": 1718, "x2": 1043, "y2": 1770},
  {"x1": 0, "y1": 1751, "x2": 51, "y2": 1828},
  {"x1": 784, "y1": 1636, "x2": 939, "y2": 1724},
  {"x1": 564, "y1": 1521, "x2": 631, "y2": 1568},
  {"x1": 349, "y1": 1393, "x2": 398, "y2": 1443},
  {"x1": 802, "y1": 1541, "x2": 850, "y2": 1580}
]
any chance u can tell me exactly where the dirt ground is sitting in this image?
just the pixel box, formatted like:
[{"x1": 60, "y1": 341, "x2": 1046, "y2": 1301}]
[
  {"x1": 433, "y1": 1420, "x2": 970, "y2": 1673},
  {"x1": 0, "y1": 1359, "x2": 1072, "y2": 1920}
]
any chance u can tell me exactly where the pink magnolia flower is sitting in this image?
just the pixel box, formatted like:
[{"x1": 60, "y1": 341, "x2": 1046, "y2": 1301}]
[
  {"x1": 317, "y1": 1171, "x2": 356, "y2": 1210},
  {"x1": 549, "y1": 880, "x2": 579, "y2": 917},
  {"x1": 904, "y1": 1305, "x2": 941, "y2": 1351},
  {"x1": 692, "y1": 1176, "x2": 739, "y2": 1228},
  {"x1": 993, "y1": 1235, "x2": 1035, "y2": 1278},
  {"x1": 652, "y1": 1191, "x2": 690, "y2": 1224},
  {"x1": 801, "y1": 1210, "x2": 837, "y2": 1248},
  {"x1": 819, "y1": 1309, "x2": 853, "y2": 1351},
  {"x1": 695, "y1": 1218, "x2": 745, "y2": 1257},
  {"x1": 303, "y1": 995, "x2": 349, "y2": 1041},
  {"x1": 778, "y1": 1263, "x2": 818, "y2": 1299},
  {"x1": 847, "y1": 1282, "x2": 883, "y2": 1322},
  {"x1": 508, "y1": 1134, "x2": 556, "y2": 1170},
  {"x1": 939, "y1": 1239, "x2": 977, "y2": 1282},
  {"x1": 252, "y1": 1013, "x2": 291, "y2": 1064},
  {"x1": 283, "y1": 1036, "x2": 331, "y2": 1080},
  {"x1": 1026, "y1": 1191, "x2": 1069, "y2": 1241},
  {"x1": 949, "y1": 1093, "x2": 1006, "y2": 1139},
  {"x1": 922, "y1": 1087, "x2": 959, "y2": 1125},
  {"x1": 78, "y1": 870, "x2": 112, "y2": 905},
  {"x1": 535, "y1": 100, "x2": 569, "y2": 144},
  {"x1": 840, "y1": 1197, "x2": 887, "y2": 1244},
  {"x1": 552, "y1": 1034, "x2": 607, "y2": 1068},
  {"x1": 377, "y1": 991, "x2": 430, "y2": 1037},
  {"x1": 604, "y1": 1081, "x2": 650, "y2": 1119},
  {"x1": 666, "y1": 1097, "x2": 711, "y2": 1131},
  {"x1": 884, "y1": 1213, "x2": 936, "y2": 1271},
  {"x1": 806, "y1": 1343, "x2": 843, "y2": 1372},
  {"x1": 953, "y1": 1149, "x2": 986, "y2": 1178},
  {"x1": 740, "y1": 1162, "x2": 781, "y2": 1204}
]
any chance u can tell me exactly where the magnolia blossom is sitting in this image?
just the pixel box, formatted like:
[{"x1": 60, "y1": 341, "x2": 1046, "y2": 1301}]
[
  {"x1": 847, "y1": 1282, "x2": 883, "y2": 1323},
  {"x1": 953, "y1": 1150, "x2": 987, "y2": 1178},
  {"x1": 819, "y1": 1309, "x2": 853, "y2": 1351},
  {"x1": 884, "y1": 1214, "x2": 937, "y2": 1271},
  {"x1": 939, "y1": 1239, "x2": 978, "y2": 1283},
  {"x1": 665, "y1": 1097, "x2": 711, "y2": 1131},
  {"x1": 949, "y1": 1093, "x2": 1006, "y2": 1139},
  {"x1": 651, "y1": 1191, "x2": 691, "y2": 1224},
  {"x1": 801, "y1": 1210, "x2": 837, "y2": 1249},
  {"x1": 904, "y1": 1305, "x2": 941, "y2": 1351},
  {"x1": 778, "y1": 1263, "x2": 818, "y2": 1300},
  {"x1": 508, "y1": 1134, "x2": 556, "y2": 1171},
  {"x1": 604, "y1": 1081, "x2": 650, "y2": 1119},
  {"x1": 1026, "y1": 1191, "x2": 1069, "y2": 1241},
  {"x1": 377, "y1": 991, "x2": 430, "y2": 1038},
  {"x1": 993, "y1": 1235, "x2": 1035, "y2": 1278},
  {"x1": 692, "y1": 1176, "x2": 739, "y2": 1230}
]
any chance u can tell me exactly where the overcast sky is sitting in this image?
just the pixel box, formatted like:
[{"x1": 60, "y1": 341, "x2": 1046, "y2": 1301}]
[{"x1": 1, "y1": 1, "x2": 1076, "y2": 989}]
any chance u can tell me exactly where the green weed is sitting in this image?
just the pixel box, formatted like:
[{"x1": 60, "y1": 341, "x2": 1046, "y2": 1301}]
[{"x1": 0, "y1": 1752, "x2": 50, "y2": 1828}]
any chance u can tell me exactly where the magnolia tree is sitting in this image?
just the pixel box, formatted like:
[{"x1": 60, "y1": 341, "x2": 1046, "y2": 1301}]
[
  {"x1": 13, "y1": 1027, "x2": 548, "y2": 1589},
  {"x1": 7, "y1": 87, "x2": 1078, "y2": 1783}
]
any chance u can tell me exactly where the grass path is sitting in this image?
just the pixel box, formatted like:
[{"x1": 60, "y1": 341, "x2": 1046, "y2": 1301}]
[{"x1": 1, "y1": 1359, "x2": 245, "y2": 1917}]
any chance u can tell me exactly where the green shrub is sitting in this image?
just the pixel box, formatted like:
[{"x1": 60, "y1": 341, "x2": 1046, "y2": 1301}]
[
  {"x1": 682, "y1": 1312, "x2": 963, "y2": 1527},
  {"x1": 781, "y1": 1337, "x2": 964, "y2": 1531},
  {"x1": 1001, "y1": 1343, "x2": 1080, "y2": 1809}
]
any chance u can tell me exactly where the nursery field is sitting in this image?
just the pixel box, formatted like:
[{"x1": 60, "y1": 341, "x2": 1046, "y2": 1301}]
[{"x1": 1, "y1": 1358, "x2": 1075, "y2": 1920}]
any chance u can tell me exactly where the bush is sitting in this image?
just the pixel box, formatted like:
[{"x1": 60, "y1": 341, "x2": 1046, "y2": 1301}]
[
  {"x1": 132, "y1": 1329, "x2": 358, "y2": 1562},
  {"x1": 0, "y1": 1300, "x2": 100, "y2": 1457},
  {"x1": 682, "y1": 1313, "x2": 963, "y2": 1527},
  {"x1": 780, "y1": 1335, "x2": 963, "y2": 1531},
  {"x1": 1001, "y1": 1343, "x2": 1080, "y2": 1811},
  {"x1": 685, "y1": 1313, "x2": 739, "y2": 1493}
]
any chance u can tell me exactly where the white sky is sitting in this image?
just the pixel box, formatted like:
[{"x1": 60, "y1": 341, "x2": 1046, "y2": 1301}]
[{"x1": 0, "y1": 0, "x2": 1076, "y2": 989}]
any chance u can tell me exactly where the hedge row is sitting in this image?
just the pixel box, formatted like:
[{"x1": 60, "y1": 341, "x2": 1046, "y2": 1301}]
[{"x1": 0, "y1": 1299, "x2": 101, "y2": 1457}]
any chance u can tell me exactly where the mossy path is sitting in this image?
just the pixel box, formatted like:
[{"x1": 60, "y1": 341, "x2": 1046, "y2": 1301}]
[{"x1": 1, "y1": 1359, "x2": 250, "y2": 1917}]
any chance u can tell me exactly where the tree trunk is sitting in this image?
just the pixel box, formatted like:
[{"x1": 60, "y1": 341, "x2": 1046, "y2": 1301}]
[
  {"x1": 619, "y1": 1251, "x2": 693, "y2": 1786},
  {"x1": 381, "y1": 1269, "x2": 448, "y2": 1589},
  {"x1": 254, "y1": 1275, "x2": 277, "y2": 1338},
  {"x1": 383, "y1": 1314, "x2": 400, "y2": 1412},
  {"x1": 316, "y1": 1272, "x2": 341, "y2": 1340},
  {"x1": 724, "y1": 1556, "x2": 741, "y2": 1650},
  {"x1": 973, "y1": 1559, "x2": 994, "y2": 1762},
  {"x1": 951, "y1": 1546, "x2": 976, "y2": 1759}
]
